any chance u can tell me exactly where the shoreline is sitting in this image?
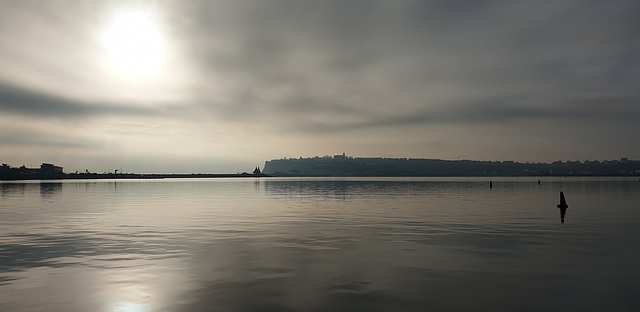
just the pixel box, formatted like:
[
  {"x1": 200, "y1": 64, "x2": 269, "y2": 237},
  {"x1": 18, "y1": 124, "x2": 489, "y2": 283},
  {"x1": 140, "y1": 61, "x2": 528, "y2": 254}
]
[
  {"x1": 2, "y1": 173, "x2": 638, "y2": 181},
  {"x1": 0, "y1": 173, "x2": 270, "y2": 181}
]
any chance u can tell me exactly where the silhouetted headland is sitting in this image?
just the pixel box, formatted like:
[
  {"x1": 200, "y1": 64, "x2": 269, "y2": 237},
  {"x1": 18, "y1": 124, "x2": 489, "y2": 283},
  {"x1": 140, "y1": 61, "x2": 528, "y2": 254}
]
[
  {"x1": 263, "y1": 154, "x2": 640, "y2": 177},
  {"x1": 0, "y1": 163, "x2": 269, "y2": 181}
]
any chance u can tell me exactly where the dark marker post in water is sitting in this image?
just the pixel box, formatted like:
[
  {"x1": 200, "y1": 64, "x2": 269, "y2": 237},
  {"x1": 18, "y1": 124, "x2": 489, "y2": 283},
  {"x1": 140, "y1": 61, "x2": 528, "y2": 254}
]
[
  {"x1": 489, "y1": 181, "x2": 493, "y2": 189},
  {"x1": 557, "y1": 191, "x2": 568, "y2": 223}
]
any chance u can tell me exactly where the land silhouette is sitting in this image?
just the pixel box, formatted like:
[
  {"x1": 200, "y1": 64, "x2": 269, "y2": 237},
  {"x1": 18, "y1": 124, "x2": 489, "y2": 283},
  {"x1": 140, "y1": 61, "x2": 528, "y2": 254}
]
[
  {"x1": 2, "y1": 155, "x2": 639, "y2": 180},
  {"x1": 0, "y1": 163, "x2": 267, "y2": 180},
  {"x1": 263, "y1": 154, "x2": 640, "y2": 177}
]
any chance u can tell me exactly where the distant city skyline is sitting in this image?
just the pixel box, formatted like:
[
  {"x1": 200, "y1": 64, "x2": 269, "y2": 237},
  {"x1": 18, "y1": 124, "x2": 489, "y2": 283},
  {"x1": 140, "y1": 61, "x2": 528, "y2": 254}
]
[{"x1": 1, "y1": 1, "x2": 639, "y2": 173}]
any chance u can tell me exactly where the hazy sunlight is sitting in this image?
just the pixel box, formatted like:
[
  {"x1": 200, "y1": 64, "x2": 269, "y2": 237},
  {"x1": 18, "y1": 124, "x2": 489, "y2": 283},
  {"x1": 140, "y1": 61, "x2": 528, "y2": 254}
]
[{"x1": 101, "y1": 9, "x2": 165, "y2": 78}]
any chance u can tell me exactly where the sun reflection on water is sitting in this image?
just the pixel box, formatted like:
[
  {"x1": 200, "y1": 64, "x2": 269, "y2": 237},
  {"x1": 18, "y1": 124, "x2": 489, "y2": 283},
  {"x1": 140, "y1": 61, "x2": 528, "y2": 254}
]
[{"x1": 111, "y1": 302, "x2": 151, "y2": 312}]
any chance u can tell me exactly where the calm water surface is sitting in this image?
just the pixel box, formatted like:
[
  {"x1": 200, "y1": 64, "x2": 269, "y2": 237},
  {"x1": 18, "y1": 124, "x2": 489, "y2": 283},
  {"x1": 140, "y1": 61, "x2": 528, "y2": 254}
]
[{"x1": 1, "y1": 177, "x2": 639, "y2": 311}]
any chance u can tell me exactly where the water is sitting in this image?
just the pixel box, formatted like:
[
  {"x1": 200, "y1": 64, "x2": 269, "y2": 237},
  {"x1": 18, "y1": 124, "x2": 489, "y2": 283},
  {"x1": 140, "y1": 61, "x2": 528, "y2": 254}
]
[{"x1": 1, "y1": 177, "x2": 639, "y2": 311}]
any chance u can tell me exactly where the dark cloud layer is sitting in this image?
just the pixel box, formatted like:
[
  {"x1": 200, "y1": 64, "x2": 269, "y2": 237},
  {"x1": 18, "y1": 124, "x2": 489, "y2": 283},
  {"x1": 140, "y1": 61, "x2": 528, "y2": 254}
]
[
  {"x1": 0, "y1": 82, "x2": 165, "y2": 118},
  {"x1": 176, "y1": 0, "x2": 640, "y2": 129}
]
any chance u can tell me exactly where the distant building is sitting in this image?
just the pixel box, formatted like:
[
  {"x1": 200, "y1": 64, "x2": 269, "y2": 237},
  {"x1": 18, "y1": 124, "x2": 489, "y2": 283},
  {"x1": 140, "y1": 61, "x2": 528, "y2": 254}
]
[
  {"x1": 41, "y1": 163, "x2": 63, "y2": 174},
  {"x1": 0, "y1": 162, "x2": 64, "y2": 179}
]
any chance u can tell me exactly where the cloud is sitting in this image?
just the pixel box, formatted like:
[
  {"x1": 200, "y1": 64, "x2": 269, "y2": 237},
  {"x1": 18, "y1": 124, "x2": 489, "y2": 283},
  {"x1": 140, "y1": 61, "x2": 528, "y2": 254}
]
[
  {"x1": 0, "y1": 82, "x2": 177, "y2": 118},
  {"x1": 174, "y1": 1, "x2": 639, "y2": 128},
  {"x1": 0, "y1": 127, "x2": 94, "y2": 150},
  {"x1": 0, "y1": 0, "x2": 639, "y2": 171}
]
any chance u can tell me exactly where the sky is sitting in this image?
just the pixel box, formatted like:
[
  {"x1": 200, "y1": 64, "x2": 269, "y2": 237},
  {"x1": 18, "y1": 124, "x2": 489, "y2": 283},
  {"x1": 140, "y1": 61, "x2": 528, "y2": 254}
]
[{"x1": 1, "y1": 0, "x2": 639, "y2": 173}]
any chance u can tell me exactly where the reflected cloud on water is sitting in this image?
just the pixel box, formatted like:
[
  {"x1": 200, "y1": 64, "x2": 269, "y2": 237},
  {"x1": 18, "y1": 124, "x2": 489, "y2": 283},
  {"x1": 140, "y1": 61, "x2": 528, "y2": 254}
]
[
  {"x1": 1, "y1": 178, "x2": 639, "y2": 311},
  {"x1": 262, "y1": 179, "x2": 489, "y2": 201}
]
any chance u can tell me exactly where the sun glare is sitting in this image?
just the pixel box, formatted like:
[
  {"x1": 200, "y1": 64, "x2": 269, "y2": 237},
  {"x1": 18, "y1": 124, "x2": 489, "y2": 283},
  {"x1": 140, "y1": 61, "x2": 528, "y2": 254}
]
[{"x1": 102, "y1": 9, "x2": 165, "y2": 78}]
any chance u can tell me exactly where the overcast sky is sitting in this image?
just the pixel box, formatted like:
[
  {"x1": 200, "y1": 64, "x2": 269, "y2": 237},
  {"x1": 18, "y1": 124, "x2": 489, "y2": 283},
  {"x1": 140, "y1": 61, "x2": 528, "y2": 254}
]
[{"x1": 1, "y1": 0, "x2": 638, "y2": 173}]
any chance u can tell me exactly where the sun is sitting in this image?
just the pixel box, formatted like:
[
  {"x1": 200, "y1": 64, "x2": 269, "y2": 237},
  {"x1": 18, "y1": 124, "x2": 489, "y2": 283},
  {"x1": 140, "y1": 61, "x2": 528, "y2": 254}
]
[{"x1": 101, "y1": 9, "x2": 165, "y2": 78}]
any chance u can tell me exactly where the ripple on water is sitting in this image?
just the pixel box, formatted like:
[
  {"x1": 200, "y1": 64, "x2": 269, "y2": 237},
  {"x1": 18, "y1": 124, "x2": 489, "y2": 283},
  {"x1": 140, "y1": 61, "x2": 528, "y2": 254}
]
[{"x1": 1, "y1": 178, "x2": 639, "y2": 311}]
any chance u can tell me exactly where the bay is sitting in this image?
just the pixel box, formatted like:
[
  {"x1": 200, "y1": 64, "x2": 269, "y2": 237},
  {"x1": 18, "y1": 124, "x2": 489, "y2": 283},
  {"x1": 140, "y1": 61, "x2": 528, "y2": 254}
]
[{"x1": 1, "y1": 177, "x2": 639, "y2": 311}]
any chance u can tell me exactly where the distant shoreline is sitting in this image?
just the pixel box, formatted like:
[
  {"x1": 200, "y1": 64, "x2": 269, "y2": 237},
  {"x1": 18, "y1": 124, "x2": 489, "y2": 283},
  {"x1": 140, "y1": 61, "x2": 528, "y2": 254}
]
[
  {"x1": 3, "y1": 173, "x2": 639, "y2": 181},
  {"x1": 263, "y1": 155, "x2": 640, "y2": 177},
  {"x1": 0, "y1": 173, "x2": 270, "y2": 181}
]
